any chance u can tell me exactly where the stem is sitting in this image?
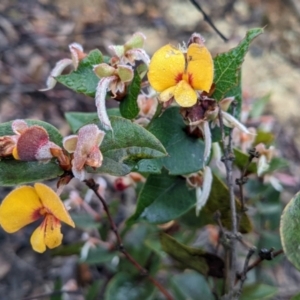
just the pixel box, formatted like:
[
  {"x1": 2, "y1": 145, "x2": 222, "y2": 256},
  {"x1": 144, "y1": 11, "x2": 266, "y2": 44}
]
[
  {"x1": 84, "y1": 178, "x2": 174, "y2": 300},
  {"x1": 238, "y1": 248, "x2": 284, "y2": 276},
  {"x1": 236, "y1": 247, "x2": 256, "y2": 296},
  {"x1": 218, "y1": 103, "x2": 238, "y2": 295},
  {"x1": 189, "y1": 0, "x2": 228, "y2": 42},
  {"x1": 235, "y1": 148, "x2": 259, "y2": 229}
]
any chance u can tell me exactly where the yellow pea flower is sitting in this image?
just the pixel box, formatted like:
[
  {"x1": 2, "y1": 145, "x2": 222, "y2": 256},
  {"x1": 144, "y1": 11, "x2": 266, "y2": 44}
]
[
  {"x1": 0, "y1": 183, "x2": 75, "y2": 253},
  {"x1": 148, "y1": 43, "x2": 214, "y2": 107}
]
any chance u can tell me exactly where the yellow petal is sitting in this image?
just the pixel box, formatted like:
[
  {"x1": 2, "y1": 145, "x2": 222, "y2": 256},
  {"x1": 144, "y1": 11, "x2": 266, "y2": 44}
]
[
  {"x1": 186, "y1": 43, "x2": 214, "y2": 92},
  {"x1": 12, "y1": 146, "x2": 20, "y2": 160},
  {"x1": 148, "y1": 44, "x2": 185, "y2": 92},
  {"x1": 44, "y1": 215, "x2": 63, "y2": 249},
  {"x1": 174, "y1": 80, "x2": 198, "y2": 107},
  {"x1": 159, "y1": 86, "x2": 176, "y2": 102},
  {"x1": 34, "y1": 183, "x2": 75, "y2": 228},
  {"x1": 0, "y1": 186, "x2": 42, "y2": 233},
  {"x1": 30, "y1": 221, "x2": 47, "y2": 253},
  {"x1": 30, "y1": 215, "x2": 63, "y2": 253}
]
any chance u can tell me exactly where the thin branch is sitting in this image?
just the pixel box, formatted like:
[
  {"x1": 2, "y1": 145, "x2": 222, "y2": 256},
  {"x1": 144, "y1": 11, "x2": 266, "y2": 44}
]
[
  {"x1": 84, "y1": 178, "x2": 174, "y2": 300},
  {"x1": 189, "y1": 0, "x2": 228, "y2": 42},
  {"x1": 218, "y1": 102, "x2": 238, "y2": 293},
  {"x1": 236, "y1": 247, "x2": 256, "y2": 296},
  {"x1": 235, "y1": 147, "x2": 259, "y2": 228},
  {"x1": 240, "y1": 248, "x2": 284, "y2": 276}
]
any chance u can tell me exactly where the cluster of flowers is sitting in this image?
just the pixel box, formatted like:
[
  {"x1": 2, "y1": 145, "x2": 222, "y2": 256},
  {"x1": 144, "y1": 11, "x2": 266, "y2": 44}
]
[{"x1": 0, "y1": 32, "x2": 271, "y2": 252}]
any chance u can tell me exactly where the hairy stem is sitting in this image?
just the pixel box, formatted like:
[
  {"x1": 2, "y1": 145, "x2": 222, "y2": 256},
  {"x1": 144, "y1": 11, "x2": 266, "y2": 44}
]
[{"x1": 85, "y1": 178, "x2": 174, "y2": 300}]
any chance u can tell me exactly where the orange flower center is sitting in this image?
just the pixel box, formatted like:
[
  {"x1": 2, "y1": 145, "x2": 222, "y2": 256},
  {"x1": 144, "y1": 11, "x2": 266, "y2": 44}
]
[
  {"x1": 31, "y1": 207, "x2": 50, "y2": 221},
  {"x1": 175, "y1": 72, "x2": 193, "y2": 87}
]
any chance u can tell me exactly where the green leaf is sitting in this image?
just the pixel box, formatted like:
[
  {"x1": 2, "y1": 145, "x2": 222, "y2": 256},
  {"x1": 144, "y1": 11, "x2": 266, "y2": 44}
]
[
  {"x1": 254, "y1": 130, "x2": 274, "y2": 146},
  {"x1": 240, "y1": 283, "x2": 278, "y2": 300},
  {"x1": 171, "y1": 271, "x2": 214, "y2": 300},
  {"x1": 51, "y1": 243, "x2": 82, "y2": 256},
  {"x1": 50, "y1": 279, "x2": 62, "y2": 300},
  {"x1": 81, "y1": 246, "x2": 116, "y2": 265},
  {"x1": 213, "y1": 28, "x2": 263, "y2": 101},
  {"x1": 70, "y1": 213, "x2": 100, "y2": 230},
  {"x1": 213, "y1": 28, "x2": 263, "y2": 118},
  {"x1": 65, "y1": 109, "x2": 121, "y2": 133},
  {"x1": 0, "y1": 119, "x2": 64, "y2": 185},
  {"x1": 160, "y1": 233, "x2": 224, "y2": 278},
  {"x1": 127, "y1": 170, "x2": 196, "y2": 225},
  {"x1": 267, "y1": 157, "x2": 289, "y2": 173},
  {"x1": 181, "y1": 173, "x2": 252, "y2": 233},
  {"x1": 290, "y1": 293, "x2": 300, "y2": 300},
  {"x1": 56, "y1": 49, "x2": 103, "y2": 97},
  {"x1": 64, "y1": 112, "x2": 167, "y2": 176},
  {"x1": 86, "y1": 280, "x2": 103, "y2": 300},
  {"x1": 280, "y1": 192, "x2": 300, "y2": 271},
  {"x1": 250, "y1": 93, "x2": 271, "y2": 119},
  {"x1": 119, "y1": 70, "x2": 141, "y2": 119},
  {"x1": 104, "y1": 272, "x2": 155, "y2": 300},
  {"x1": 98, "y1": 116, "x2": 167, "y2": 176},
  {"x1": 234, "y1": 148, "x2": 257, "y2": 174},
  {"x1": 0, "y1": 160, "x2": 63, "y2": 186},
  {"x1": 138, "y1": 107, "x2": 205, "y2": 175}
]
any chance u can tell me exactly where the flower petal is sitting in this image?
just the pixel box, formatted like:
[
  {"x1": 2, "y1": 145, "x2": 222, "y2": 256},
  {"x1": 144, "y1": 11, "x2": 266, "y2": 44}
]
[
  {"x1": 30, "y1": 222, "x2": 47, "y2": 253},
  {"x1": 95, "y1": 77, "x2": 115, "y2": 131},
  {"x1": 15, "y1": 126, "x2": 51, "y2": 161},
  {"x1": 117, "y1": 65, "x2": 134, "y2": 83},
  {"x1": 257, "y1": 155, "x2": 269, "y2": 176},
  {"x1": 109, "y1": 45, "x2": 125, "y2": 58},
  {"x1": 196, "y1": 166, "x2": 213, "y2": 216},
  {"x1": 44, "y1": 215, "x2": 63, "y2": 249},
  {"x1": 63, "y1": 135, "x2": 78, "y2": 153},
  {"x1": 202, "y1": 121, "x2": 212, "y2": 162},
  {"x1": 0, "y1": 186, "x2": 42, "y2": 233},
  {"x1": 148, "y1": 44, "x2": 185, "y2": 92},
  {"x1": 34, "y1": 183, "x2": 75, "y2": 228},
  {"x1": 186, "y1": 43, "x2": 213, "y2": 92},
  {"x1": 124, "y1": 32, "x2": 146, "y2": 50},
  {"x1": 159, "y1": 86, "x2": 176, "y2": 102},
  {"x1": 126, "y1": 49, "x2": 150, "y2": 65},
  {"x1": 69, "y1": 42, "x2": 84, "y2": 70},
  {"x1": 174, "y1": 80, "x2": 198, "y2": 107},
  {"x1": 94, "y1": 63, "x2": 116, "y2": 78},
  {"x1": 221, "y1": 111, "x2": 253, "y2": 134},
  {"x1": 39, "y1": 58, "x2": 73, "y2": 91},
  {"x1": 30, "y1": 216, "x2": 63, "y2": 253},
  {"x1": 12, "y1": 119, "x2": 28, "y2": 135}
]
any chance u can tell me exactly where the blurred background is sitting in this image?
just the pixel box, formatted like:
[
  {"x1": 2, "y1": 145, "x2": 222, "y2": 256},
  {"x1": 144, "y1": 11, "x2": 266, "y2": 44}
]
[{"x1": 1, "y1": 0, "x2": 300, "y2": 299}]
